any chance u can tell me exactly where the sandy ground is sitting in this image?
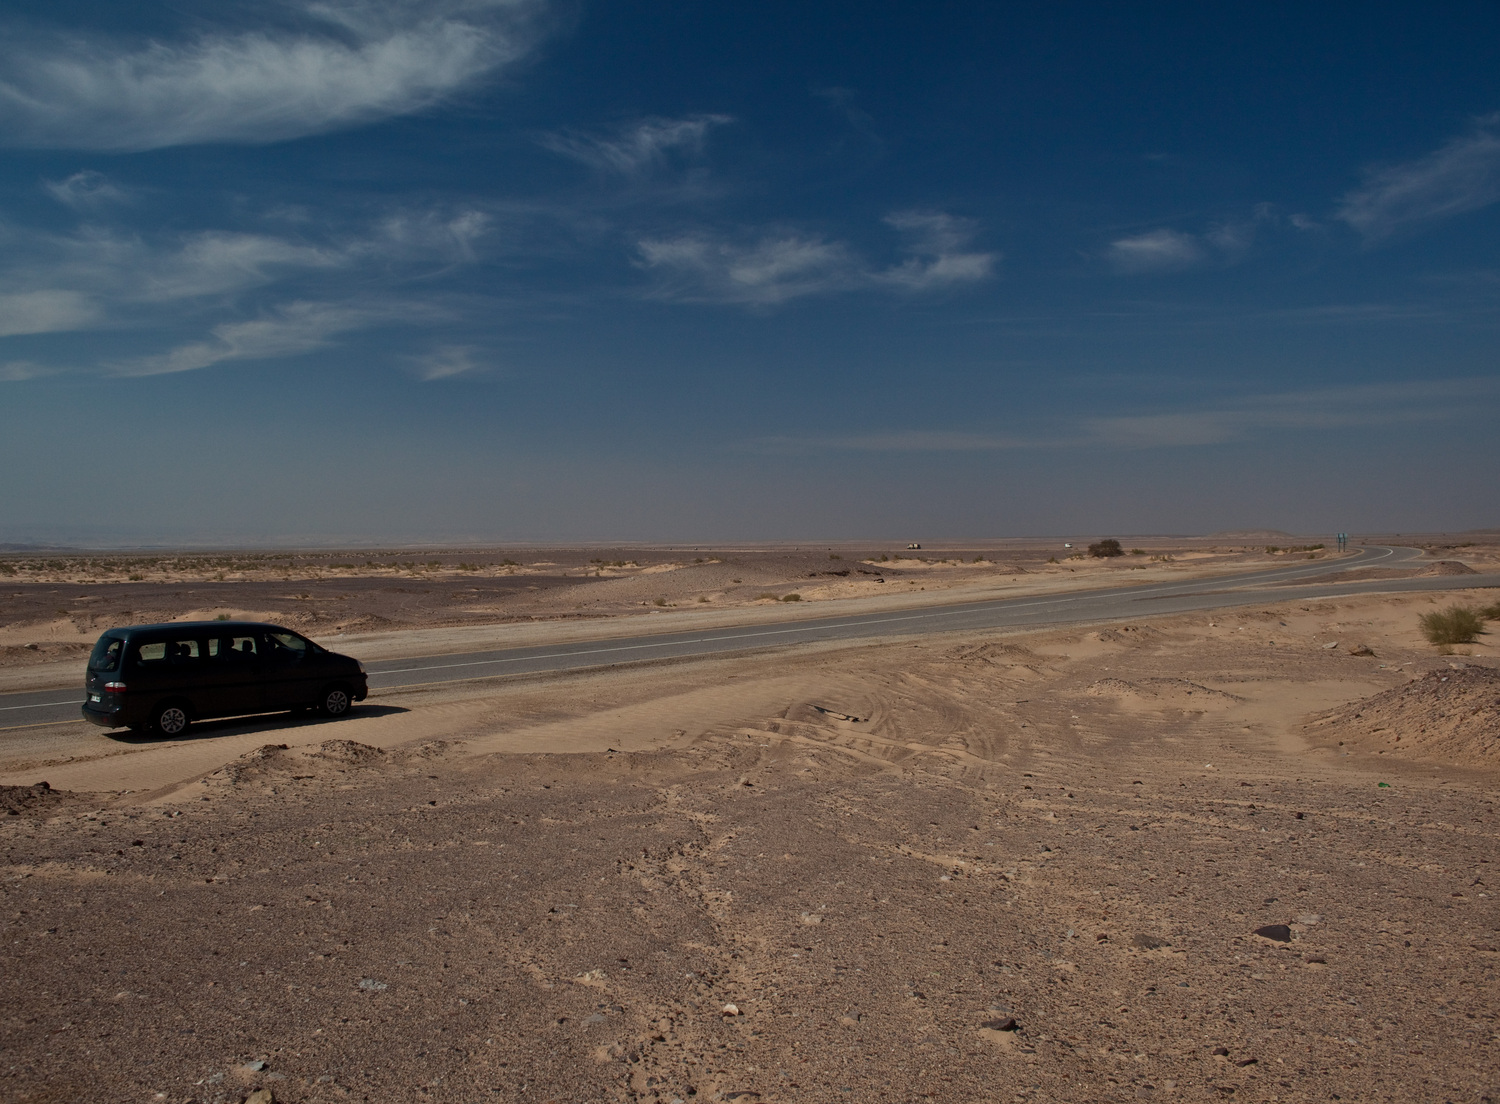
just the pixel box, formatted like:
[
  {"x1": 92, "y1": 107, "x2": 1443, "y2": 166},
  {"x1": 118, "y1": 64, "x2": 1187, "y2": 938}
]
[{"x1": 2, "y1": 582, "x2": 1498, "y2": 1104}]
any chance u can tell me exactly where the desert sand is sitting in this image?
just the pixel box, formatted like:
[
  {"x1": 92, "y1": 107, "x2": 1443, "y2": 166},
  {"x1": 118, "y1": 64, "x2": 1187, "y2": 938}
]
[{"x1": 1, "y1": 540, "x2": 1498, "y2": 1103}]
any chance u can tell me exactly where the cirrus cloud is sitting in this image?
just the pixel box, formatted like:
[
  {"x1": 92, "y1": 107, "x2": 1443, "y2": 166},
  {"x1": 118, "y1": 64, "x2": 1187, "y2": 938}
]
[
  {"x1": 1336, "y1": 113, "x2": 1500, "y2": 240},
  {"x1": 0, "y1": 0, "x2": 550, "y2": 150}
]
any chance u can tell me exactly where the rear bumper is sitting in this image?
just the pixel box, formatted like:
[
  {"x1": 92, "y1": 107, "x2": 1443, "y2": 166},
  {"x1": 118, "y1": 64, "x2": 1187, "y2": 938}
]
[{"x1": 81, "y1": 702, "x2": 126, "y2": 729}]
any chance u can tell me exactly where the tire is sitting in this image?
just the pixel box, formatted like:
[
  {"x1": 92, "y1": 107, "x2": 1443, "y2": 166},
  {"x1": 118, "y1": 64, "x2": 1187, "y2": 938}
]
[
  {"x1": 151, "y1": 701, "x2": 191, "y2": 738},
  {"x1": 318, "y1": 685, "x2": 352, "y2": 718}
]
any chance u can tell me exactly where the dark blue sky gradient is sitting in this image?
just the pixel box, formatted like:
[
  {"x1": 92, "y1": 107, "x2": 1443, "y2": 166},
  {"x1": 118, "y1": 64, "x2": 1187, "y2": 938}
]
[{"x1": 0, "y1": 1, "x2": 1496, "y2": 543}]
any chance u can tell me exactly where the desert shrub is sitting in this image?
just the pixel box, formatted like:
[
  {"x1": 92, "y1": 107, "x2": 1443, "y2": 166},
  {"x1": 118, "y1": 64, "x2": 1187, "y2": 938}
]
[
  {"x1": 215, "y1": 613, "x2": 230, "y2": 621},
  {"x1": 1418, "y1": 607, "x2": 1485, "y2": 646},
  {"x1": 1089, "y1": 539, "x2": 1123, "y2": 558},
  {"x1": 1130, "y1": 548, "x2": 1146, "y2": 555},
  {"x1": 829, "y1": 553, "x2": 842, "y2": 560},
  {"x1": 653, "y1": 598, "x2": 667, "y2": 607},
  {"x1": 755, "y1": 592, "x2": 779, "y2": 600},
  {"x1": 781, "y1": 593, "x2": 802, "y2": 602},
  {"x1": 1477, "y1": 601, "x2": 1500, "y2": 621},
  {"x1": 1046, "y1": 556, "x2": 1058, "y2": 564}
]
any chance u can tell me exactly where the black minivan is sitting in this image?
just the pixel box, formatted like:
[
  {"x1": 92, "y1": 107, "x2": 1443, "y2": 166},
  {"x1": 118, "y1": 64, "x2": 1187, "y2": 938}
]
[{"x1": 81, "y1": 621, "x2": 368, "y2": 736}]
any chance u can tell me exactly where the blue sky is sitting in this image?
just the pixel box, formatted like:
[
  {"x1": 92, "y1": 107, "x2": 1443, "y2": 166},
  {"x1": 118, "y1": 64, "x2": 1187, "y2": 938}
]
[{"x1": 1, "y1": 1, "x2": 1497, "y2": 544}]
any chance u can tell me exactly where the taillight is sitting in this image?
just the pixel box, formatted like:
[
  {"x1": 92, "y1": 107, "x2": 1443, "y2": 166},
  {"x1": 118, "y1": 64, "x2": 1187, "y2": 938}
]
[{"x1": 104, "y1": 682, "x2": 128, "y2": 693}]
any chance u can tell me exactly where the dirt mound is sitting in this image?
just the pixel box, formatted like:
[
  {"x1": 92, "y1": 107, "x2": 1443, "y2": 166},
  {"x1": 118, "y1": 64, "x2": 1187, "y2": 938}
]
[
  {"x1": 0, "y1": 781, "x2": 69, "y2": 816},
  {"x1": 208, "y1": 743, "x2": 291, "y2": 786},
  {"x1": 1308, "y1": 666, "x2": 1500, "y2": 766},
  {"x1": 1420, "y1": 560, "x2": 1477, "y2": 576},
  {"x1": 311, "y1": 739, "x2": 387, "y2": 765}
]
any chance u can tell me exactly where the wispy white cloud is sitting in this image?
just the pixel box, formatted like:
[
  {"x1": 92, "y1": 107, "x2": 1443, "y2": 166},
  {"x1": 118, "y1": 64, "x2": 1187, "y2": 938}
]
[
  {"x1": 638, "y1": 211, "x2": 993, "y2": 305},
  {"x1": 0, "y1": 359, "x2": 51, "y2": 382},
  {"x1": 875, "y1": 212, "x2": 997, "y2": 290},
  {"x1": 0, "y1": 0, "x2": 549, "y2": 150},
  {"x1": 1337, "y1": 114, "x2": 1500, "y2": 240},
  {"x1": 43, "y1": 170, "x2": 127, "y2": 208},
  {"x1": 541, "y1": 114, "x2": 733, "y2": 175},
  {"x1": 0, "y1": 290, "x2": 98, "y2": 336},
  {"x1": 748, "y1": 378, "x2": 1498, "y2": 453},
  {"x1": 416, "y1": 344, "x2": 486, "y2": 380},
  {"x1": 1106, "y1": 228, "x2": 1204, "y2": 273},
  {"x1": 639, "y1": 233, "x2": 859, "y2": 305},
  {"x1": 1108, "y1": 206, "x2": 1277, "y2": 273},
  {"x1": 0, "y1": 202, "x2": 491, "y2": 379},
  {"x1": 109, "y1": 301, "x2": 382, "y2": 376}
]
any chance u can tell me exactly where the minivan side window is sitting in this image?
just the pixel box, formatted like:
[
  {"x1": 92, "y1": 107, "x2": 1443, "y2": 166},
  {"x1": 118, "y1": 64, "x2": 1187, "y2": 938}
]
[
  {"x1": 168, "y1": 639, "x2": 201, "y2": 662},
  {"x1": 135, "y1": 641, "x2": 168, "y2": 664},
  {"x1": 265, "y1": 631, "x2": 309, "y2": 660},
  {"x1": 209, "y1": 635, "x2": 258, "y2": 660}
]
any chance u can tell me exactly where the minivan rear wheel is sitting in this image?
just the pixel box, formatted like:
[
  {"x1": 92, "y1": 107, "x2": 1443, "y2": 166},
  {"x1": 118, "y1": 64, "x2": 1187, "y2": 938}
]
[
  {"x1": 319, "y1": 685, "x2": 352, "y2": 718},
  {"x1": 151, "y1": 702, "x2": 191, "y2": 737}
]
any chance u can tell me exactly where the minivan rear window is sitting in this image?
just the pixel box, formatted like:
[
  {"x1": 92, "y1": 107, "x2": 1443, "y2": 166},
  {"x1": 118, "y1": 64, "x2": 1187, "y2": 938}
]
[{"x1": 89, "y1": 635, "x2": 125, "y2": 673}]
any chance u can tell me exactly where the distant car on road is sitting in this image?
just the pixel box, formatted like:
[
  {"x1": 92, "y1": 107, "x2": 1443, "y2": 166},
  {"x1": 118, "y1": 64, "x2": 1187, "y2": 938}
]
[{"x1": 81, "y1": 621, "x2": 368, "y2": 737}]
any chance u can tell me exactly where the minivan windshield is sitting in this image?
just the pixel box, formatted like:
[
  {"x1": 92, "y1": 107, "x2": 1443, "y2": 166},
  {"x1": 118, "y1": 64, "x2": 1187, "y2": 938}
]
[{"x1": 89, "y1": 635, "x2": 125, "y2": 673}]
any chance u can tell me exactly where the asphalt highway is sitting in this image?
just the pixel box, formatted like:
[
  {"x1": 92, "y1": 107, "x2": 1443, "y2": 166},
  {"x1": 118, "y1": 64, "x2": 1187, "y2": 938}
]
[{"x1": 4, "y1": 545, "x2": 1497, "y2": 732}]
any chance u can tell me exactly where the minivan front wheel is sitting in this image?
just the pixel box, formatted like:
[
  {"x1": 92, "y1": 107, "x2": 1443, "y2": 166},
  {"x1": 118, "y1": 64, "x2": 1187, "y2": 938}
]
[
  {"x1": 318, "y1": 685, "x2": 352, "y2": 718},
  {"x1": 151, "y1": 702, "x2": 191, "y2": 737}
]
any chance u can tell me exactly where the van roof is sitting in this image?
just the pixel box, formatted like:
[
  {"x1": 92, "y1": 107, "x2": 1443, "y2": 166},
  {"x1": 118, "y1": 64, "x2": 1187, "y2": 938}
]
[{"x1": 104, "y1": 621, "x2": 291, "y2": 635}]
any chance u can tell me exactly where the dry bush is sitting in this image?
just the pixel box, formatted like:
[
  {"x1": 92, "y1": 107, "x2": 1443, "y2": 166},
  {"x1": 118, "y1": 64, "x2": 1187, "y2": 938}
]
[
  {"x1": 1419, "y1": 607, "x2": 1485, "y2": 646},
  {"x1": 1089, "y1": 539, "x2": 1123, "y2": 558}
]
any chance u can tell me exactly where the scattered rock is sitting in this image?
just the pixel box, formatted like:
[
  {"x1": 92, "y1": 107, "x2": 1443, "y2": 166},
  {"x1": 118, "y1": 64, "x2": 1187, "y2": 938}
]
[
  {"x1": 981, "y1": 1017, "x2": 1018, "y2": 1031},
  {"x1": 721, "y1": 1003, "x2": 740, "y2": 1016},
  {"x1": 1253, "y1": 924, "x2": 1292, "y2": 942},
  {"x1": 1212, "y1": 1046, "x2": 1230, "y2": 1056},
  {"x1": 1348, "y1": 644, "x2": 1376, "y2": 657},
  {"x1": 244, "y1": 1091, "x2": 274, "y2": 1104},
  {"x1": 244, "y1": 1060, "x2": 267, "y2": 1072},
  {"x1": 1234, "y1": 1057, "x2": 1258, "y2": 1067},
  {"x1": 1131, "y1": 933, "x2": 1170, "y2": 950},
  {"x1": 1322, "y1": 641, "x2": 1339, "y2": 650},
  {"x1": 357, "y1": 977, "x2": 388, "y2": 991}
]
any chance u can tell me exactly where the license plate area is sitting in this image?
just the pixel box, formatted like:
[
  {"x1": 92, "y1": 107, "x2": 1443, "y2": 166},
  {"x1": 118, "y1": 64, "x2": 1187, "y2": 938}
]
[{"x1": 89, "y1": 694, "x2": 101, "y2": 703}]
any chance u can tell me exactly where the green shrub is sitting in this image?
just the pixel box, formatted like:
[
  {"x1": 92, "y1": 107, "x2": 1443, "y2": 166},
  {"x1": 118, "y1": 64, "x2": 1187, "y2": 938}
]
[
  {"x1": 1089, "y1": 539, "x2": 1123, "y2": 558},
  {"x1": 1479, "y1": 601, "x2": 1500, "y2": 621},
  {"x1": 1418, "y1": 607, "x2": 1484, "y2": 646},
  {"x1": 781, "y1": 593, "x2": 802, "y2": 602}
]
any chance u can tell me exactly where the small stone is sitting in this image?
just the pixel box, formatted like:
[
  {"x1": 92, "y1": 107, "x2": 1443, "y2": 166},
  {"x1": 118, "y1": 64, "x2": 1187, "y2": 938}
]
[
  {"x1": 1322, "y1": 641, "x2": 1339, "y2": 649},
  {"x1": 244, "y1": 1061, "x2": 267, "y2": 1072},
  {"x1": 1252, "y1": 924, "x2": 1292, "y2": 942},
  {"x1": 1348, "y1": 644, "x2": 1375, "y2": 657},
  {"x1": 1234, "y1": 1057, "x2": 1258, "y2": 1067},
  {"x1": 1131, "y1": 933, "x2": 1169, "y2": 950},
  {"x1": 357, "y1": 977, "x2": 388, "y2": 991},
  {"x1": 981, "y1": 1017, "x2": 1018, "y2": 1031},
  {"x1": 1212, "y1": 1046, "x2": 1230, "y2": 1056},
  {"x1": 721, "y1": 1003, "x2": 740, "y2": 1016},
  {"x1": 244, "y1": 1091, "x2": 275, "y2": 1104}
]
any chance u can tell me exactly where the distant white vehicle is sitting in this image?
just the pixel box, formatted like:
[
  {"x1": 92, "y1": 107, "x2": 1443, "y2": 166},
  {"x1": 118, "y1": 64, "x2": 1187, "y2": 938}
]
[
  {"x1": 1063, "y1": 543, "x2": 1072, "y2": 549},
  {"x1": 907, "y1": 543, "x2": 921, "y2": 549}
]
